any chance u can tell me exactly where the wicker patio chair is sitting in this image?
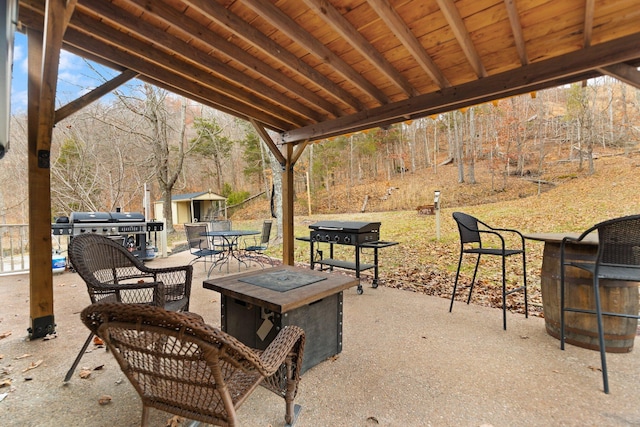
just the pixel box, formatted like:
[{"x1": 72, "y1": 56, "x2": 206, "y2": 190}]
[
  {"x1": 560, "y1": 214, "x2": 640, "y2": 394},
  {"x1": 449, "y1": 212, "x2": 528, "y2": 330},
  {"x1": 243, "y1": 220, "x2": 273, "y2": 268},
  {"x1": 64, "y1": 233, "x2": 192, "y2": 382},
  {"x1": 81, "y1": 302, "x2": 305, "y2": 426}
]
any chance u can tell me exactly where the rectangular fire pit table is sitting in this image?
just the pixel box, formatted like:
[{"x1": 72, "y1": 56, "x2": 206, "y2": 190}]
[{"x1": 203, "y1": 265, "x2": 358, "y2": 373}]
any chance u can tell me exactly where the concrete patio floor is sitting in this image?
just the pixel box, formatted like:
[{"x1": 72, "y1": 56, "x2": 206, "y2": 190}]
[{"x1": 1, "y1": 249, "x2": 639, "y2": 426}]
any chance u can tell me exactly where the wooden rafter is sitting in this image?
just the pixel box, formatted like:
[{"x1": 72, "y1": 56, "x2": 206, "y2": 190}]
[
  {"x1": 181, "y1": 0, "x2": 364, "y2": 111},
  {"x1": 436, "y1": 0, "x2": 487, "y2": 78},
  {"x1": 302, "y1": 0, "x2": 418, "y2": 97},
  {"x1": 238, "y1": 0, "x2": 390, "y2": 105},
  {"x1": 584, "y1": 0, "x2": 596, "y2": 47},
  {"x1": 366, "y1": 0, "x2": 450, "y2": 89},
  {"x1": 503, "y1": 0, "x2": 528, "y2": 65}
]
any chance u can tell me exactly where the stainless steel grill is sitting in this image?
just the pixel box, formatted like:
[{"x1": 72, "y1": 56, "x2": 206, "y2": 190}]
[{"x1": 52, "y1": 211, "x2": 163, "y2": 261}]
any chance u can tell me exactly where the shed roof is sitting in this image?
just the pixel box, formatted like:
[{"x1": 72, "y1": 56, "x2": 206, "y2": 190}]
[{"x1": 168, "y1": 191, "x2": 227, "y2": 202}]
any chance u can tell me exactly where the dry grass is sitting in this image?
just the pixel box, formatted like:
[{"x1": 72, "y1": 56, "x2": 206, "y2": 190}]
[{"x1": 228, "y1": 152, "x2": 640, "y2": 316}]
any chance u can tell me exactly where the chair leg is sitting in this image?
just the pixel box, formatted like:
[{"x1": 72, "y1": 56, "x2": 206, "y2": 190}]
[
  {"x1": 449, "y1": 251, "x2": 464, "y2": 312},
  {"x1": 64, "y1": 332, "x2": 94, "y2": 382},
  {"x1": 522, "y1": 251, "x2": 528, "y2": 318},
  {"x1": 593, "y1": 277, "x2": 610, "y2": 394},
  {"x1": 560, "y1": 257, "x2": 566, "y2": 351},
  {"x1": 501, "y1": 255, "x2": 507, "y2": 330},
  {"x1": 466, "y1": 254, "x2": 481, "y2": 305}
]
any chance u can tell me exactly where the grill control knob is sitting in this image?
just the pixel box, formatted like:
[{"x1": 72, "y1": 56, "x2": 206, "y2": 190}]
[
  {"x1": 333, "y1": 235, "x2": 340, "y2": 242},
  {"x1": 324, "y1": 234, "x2": 331, "y2": 241},
  {"x1": 344, "y1": 236, "x2": 351, "y2": 244}
]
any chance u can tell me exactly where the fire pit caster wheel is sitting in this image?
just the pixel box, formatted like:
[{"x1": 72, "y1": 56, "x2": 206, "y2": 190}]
[
  {"x1": 372, "y1": 279, "x2": 379, "y2": 289},
  {"x1": 357, "y1": 285, "x2": 363, "y2": 295}
]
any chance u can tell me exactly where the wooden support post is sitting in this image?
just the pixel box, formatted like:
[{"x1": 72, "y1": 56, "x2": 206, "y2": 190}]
[
  {"x1": 282, "y1": 141, "x2": 295, "y2": 265},
  {"x1": 27, "y1": 0, "x2": 77, "y2": 338}
]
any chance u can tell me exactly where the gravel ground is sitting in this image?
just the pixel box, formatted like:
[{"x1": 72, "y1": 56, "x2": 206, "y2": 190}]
[{"x1": 1, "y1": 250, "x2": 640, "y2": 427}]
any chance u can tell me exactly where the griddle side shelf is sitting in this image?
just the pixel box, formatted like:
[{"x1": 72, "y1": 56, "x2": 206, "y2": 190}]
[{"x1": 296, "y1": 236, "x2": 398, "y2": 294}]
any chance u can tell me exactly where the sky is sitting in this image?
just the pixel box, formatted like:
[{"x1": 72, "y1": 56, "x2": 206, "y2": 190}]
[{"x1": 11, "y1": 32, "x2": 123, "y2": 114}]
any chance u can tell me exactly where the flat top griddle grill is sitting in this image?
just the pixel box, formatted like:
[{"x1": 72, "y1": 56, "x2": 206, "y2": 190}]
[{"x1": 309, "y1": 220, "x2": 380, "y2": 245}]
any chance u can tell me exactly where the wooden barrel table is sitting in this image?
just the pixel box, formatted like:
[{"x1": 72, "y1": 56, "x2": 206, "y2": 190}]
[{"x1": 526, "y1": 233, "x2": 639, "y2": 353}]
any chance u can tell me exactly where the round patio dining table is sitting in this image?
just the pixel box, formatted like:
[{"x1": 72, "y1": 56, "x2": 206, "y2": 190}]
[{"x1": 200, "y1": 229, "x2": 259, "y2": 275}]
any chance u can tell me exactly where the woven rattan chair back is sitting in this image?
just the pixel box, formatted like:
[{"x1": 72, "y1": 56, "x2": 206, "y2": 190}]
[{"x1": 82, "y1": 302, "x2": 305, "y2": 426}]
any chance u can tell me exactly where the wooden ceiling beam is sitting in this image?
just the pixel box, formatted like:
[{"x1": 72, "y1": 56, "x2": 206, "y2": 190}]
[
  {"x1": 182, "y1": 0, "x2": 364, "y2": 111},
  {"x1": 302, "y1": 0, "x2": 418, "y2": 97},
  {"x1": 115, "y1": 0, "x2": 342, "y2": 120},
  {"x1": 283, "y1": 33, "x2": 640, "y2": 143},
  {"x1": 598, "y1": 63, "x2": 640, "y2": 90},
  {"x1": 366, "y1": 0, "x2": 450, "y2": 89},
  {"x1": 69, "y1": 7, "x2": 321, "y2": 125},
  {"x1": 238, "y1": 0, "x2": 390, "y2": 105},
  {"x1": 503, "y1": 0, "x2": 528, "y2": 65},
  {"x1": 584, "y1": 0, "x2": 595, "y2": 47},
  {"x1": 55, "y1": 69, "x2": 139, "y2": 123},
  {"x1": 436, "y1": 0, "x2": 487, "y2": 78}
]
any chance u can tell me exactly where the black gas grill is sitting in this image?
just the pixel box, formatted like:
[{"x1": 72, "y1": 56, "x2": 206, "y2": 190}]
[
  {"x1": 306, "y1": 221, "x2": 397, "y2": 294},
  {"x1": 309, "y1": 221, "x2": 380, "y2": 245},
  {"x1": 52, "y1": 211, "x2": 163, "y2": 261}
]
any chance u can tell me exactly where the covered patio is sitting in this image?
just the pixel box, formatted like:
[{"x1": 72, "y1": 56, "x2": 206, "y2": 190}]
[
  {"x1": 2, "y1": 251, "x2": 640, "y2": 426},
  {"x1": 9, "y1": 0, "x2": 640, "y2": 339}
]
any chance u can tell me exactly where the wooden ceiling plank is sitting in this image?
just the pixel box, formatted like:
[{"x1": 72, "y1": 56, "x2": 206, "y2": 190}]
[
  {"x1": 283, "y1": 32, "x2": 640, "y2": 143},
  {"x1": 366, "y1": 0, "x2": 450, "y2": 89},
  {"x1": 65, "y1": 12, "x2": 309, "y2": 128},
  {"x1": 55, "y1": 69, "x2": 139, "y2": 123},
  {"x1": 182, "y1": 0, "x2": 364, "y2": 111},
  {"x1": 436, "y1": 0, "x2": 488, "y2": 78},
  {"x1": 598, "y1": 63, "x2": 640, "y2": 90},
  {"x1": 114, "y1": 0, "x2": 342, "y2": 119},
  {"x1": 75, "y1": 2, "x2": 324, "y2": 124},
  {"x1": 584, "y1": 0, "x2": 595, "y2": 47},
  {"x1": 238, "y1": 0, "x2": 390, "y2": 105},
  {"x1": 503, "y1": 0, "x2": 528, "y2": 65},
  {"x1": 302, "y1": 0, "x2": 418, "y2": 97}
]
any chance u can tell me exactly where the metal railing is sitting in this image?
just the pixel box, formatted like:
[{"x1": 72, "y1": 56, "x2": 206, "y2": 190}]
[{"x1": 0, "y1": 224, "x2": 29, "y2": 275}]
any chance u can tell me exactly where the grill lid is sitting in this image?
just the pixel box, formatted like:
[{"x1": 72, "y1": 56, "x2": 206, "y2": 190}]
[
  {"x1": 110, "y1": 212, "x2": 145, "y2": 222},
  {"x1": 309, "y1": 221, "x2": 381, "y2": 233},
  {"x1": 70, "y1": 212, "x2": 112, "y2": 223}
]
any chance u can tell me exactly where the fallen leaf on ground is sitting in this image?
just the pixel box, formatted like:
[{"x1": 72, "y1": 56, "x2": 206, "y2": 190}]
[
  {"x1": 93, "y1": 336, "x2": 104, "y2": 346},
  {"x1": 14, "y1": 354, "x2": 32, "y2": 360},
  {"x1": 98, "y1": 395, "x2": 112, "y2": 405},
  {"x1": 79, "y1": 370, "x2": 92, "y2": 379},
  {"x1": 0, "y1": 392, "x2": 8, "y2": 402},
  {"x1": 587, "y1": 365, "x2": 602, "y2": 372},
  {"x1": 93, "y1": 364, "x2": 104, "y2": 371},
  {"x1": 43, "y1": 333, "x2": 57, "y2": 340},
  {"x1": 0, "y1": 379, "x2": 11, "y2": 388},
  {"x1": 366, "y1": 416, "x2": 379, "y2": 424},
  {"x1": 166, "y1": 415, "x2": 185, "y2": 427},
  {"x1": 0, "y1": 331, "x2": 11, "y2": 339},
  {"x1": 22, "y1": 360, "x2": 43, "y2": 372}
]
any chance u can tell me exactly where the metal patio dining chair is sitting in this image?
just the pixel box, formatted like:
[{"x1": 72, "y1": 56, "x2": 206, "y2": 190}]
[
  {"x1": 184, "y1": 222, "x2": 222, "y2": 272},
  {"x1": 449, "y1": 212, "x2": 528, "y2": 330},
  {"x1": 81, "y1": 302, "x2": 305, "y2": 427},
  {"x1": 243, "y1": 220, "x2": 273, "y2": 268},
  {"x1": 560, "y1": 214, "x2": 640, "y2": 394},
  {"x1": 209, "y1": 219, "x2": 234, "y2": 251},
  {"x1": 64, "y1": 233, "x2": 192, "y2": 382}
]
